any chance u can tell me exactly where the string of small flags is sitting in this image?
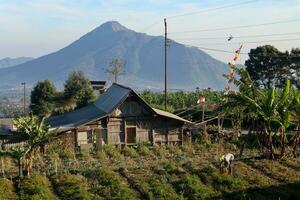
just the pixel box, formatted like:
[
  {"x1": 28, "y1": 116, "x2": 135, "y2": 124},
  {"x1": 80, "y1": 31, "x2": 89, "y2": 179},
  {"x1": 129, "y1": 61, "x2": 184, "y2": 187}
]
[{"x1": 224, "y1": 44, "x2": 243, "y2": 94}]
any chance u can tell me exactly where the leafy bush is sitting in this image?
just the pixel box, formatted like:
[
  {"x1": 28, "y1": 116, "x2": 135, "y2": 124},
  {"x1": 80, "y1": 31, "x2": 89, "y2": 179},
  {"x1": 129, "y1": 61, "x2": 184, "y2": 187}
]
[
  {"x1": 51, "y1": 173, "x2": 93, "y2": 200},
  {"x1": 173, "y1": 173, "x2": 214, "y2": 200},
  {"x1": 94, "y1": 150, "x2": 109, "y2": 161},
  {"x1": 137, "y1": 145, "x2": 151, "y2": 156},
  {"x1": 161, "y1": 160, "x2": 178, "y2": 174},
  {"x1": 198, "y1": 166, "x2": 248, "y2": 192},
  {"x1": 59, "y1": 148, "x2": 75, "y2": 160},
  {"x1": 77, "y1": 150, "x2": 91, "y2": 161},
  {"x1": 138, "y1": 175, "x2": 179, "y2": 200},
  {"x1": 19, "y1": 173, "x2": 58, "y2": 200},
  {"x1": 103, "y1": 145, "x2": 121, "y2": 160},
  {"x1": 152, "y1": 146, "x2": 168, "y2": 157},
  {"x1": 84, "y1": 167, "x2": 138, "y2": 200},
  {"x1": 0, "y1": 178, "x2": 18, "y2": 199},
  {"x1": 123, "y1": 146, "x2": 139, "y2": 158},
  {"x1": 168, "y1": 145, "x2": 182, "y2": 156},
  {"x1": 181, "y1": 145, "x2": 195, "y2": 155}
]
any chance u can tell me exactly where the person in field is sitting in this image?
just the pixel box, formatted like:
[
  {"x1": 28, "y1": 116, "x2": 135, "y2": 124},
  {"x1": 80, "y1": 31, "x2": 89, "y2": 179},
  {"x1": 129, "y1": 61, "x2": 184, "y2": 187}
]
[{"x1": 220, "y1": 153, "x2": 234, "y2": 174}]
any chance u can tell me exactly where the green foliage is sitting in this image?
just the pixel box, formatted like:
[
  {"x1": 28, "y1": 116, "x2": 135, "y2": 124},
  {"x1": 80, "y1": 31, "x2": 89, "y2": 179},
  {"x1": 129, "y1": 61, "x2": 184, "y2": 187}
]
[
  {"x1": 51, "y1": 173, "x2": 92, "y2": 200},
  {"x1": 123, "y1": 146, "x2": 139, "y2": 158},
  {"x1": 30, "y1": 80, "x2": 57, "y2": 116},
  {"x1": 173, "y1": 173, "x2": 214, "y2": 200},
  {"x1": 245, "y1": 45, "x2": 300, "y2": 89},
  {"x1": 140, "y1": 89, "x2": 223, "y2": 113},
  {"x1": 84, "y1": 167, "x2": 138, "y2": 200},
  {"x1": 102, "y1": 145, "x2": 121, "y2": 160},
  {"x1": 19, "y1": 173, "x2": 58, "y2": 200},
  {"x1": 152, "y1": 145, "x2": 168, "y2": 157},
  {"x1": 0, "y1": 178, "x2": 18, "y2": 199},
  {"x1": 13, "y1": 115, "x2": 51, "y2": 146},
  {"x1": 198, "y1": 166, "x2": 248, "y2": 192},
  {"x1": 63, "y1": 71, "x2": 96, "y2": 108},
  {"x1": 138, "y1": 175, "x2": 179, "y2": 200},
  {"x1": 137, "y1": 145, "x2": 151, "y2": 156}
]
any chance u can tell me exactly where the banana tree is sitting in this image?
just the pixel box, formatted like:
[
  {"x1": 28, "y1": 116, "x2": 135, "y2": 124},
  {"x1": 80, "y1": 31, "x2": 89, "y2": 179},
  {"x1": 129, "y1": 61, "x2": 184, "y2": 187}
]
[
  {"x1": 0, "y1": 146, "x2": 27, "y2": 177},
  {"x1": 291, "y1": 89, "x2": 300, "y2": 157},
  {"x1": 12, "y1": 115, "x2": 52, "y2": 176},
  {"x1": 220, "y1": 68, "x2": 292, "y2": 159}
]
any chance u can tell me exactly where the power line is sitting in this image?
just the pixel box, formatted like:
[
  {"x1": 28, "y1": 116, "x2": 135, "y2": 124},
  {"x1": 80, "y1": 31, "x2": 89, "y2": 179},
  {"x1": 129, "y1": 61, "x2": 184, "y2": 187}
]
[
  {"x1": 196, "y1": 46, "x2": 300, "y2": 58},
  {"x1": 169, "y1": 19, "x2": 300, "y2": 34},
  {"x1": 168, "y1": 0, "x2": 261, "y2": 19},
  {"x1": 193, "y1": 38, "x2": 300, "y2": 46},
  {"x1": 170, "y1": 31, "x2": 300, "y2": 41}
]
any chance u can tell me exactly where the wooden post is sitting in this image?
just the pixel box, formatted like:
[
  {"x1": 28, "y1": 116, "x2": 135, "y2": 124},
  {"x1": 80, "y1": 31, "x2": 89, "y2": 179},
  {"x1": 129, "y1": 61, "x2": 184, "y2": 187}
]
[
  {"x1": 218, "y1": 115, "x2": 221, "y2": 134},
  {"x1": 74, "y1": 129, "x2": 78, "y2": 152},
  {"x1": 1, "y1": 158, "x2": 4, "y2": 177},
  {"x1": 181, "y1": 127, "x2": 184, "y2": 146},
  {"x1": 124, "y1": 120, "x2": 127, "y2": 146}
]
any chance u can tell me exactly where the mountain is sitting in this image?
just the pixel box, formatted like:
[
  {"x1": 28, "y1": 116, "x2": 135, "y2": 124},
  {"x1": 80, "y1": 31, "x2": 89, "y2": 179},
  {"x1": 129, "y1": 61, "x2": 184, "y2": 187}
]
[
  {"x1": 0, "y1": 57, "x2": 34, "y2": 68},
  {"x1": 0, "y1": 21, "x2": 229, "y2": 90}
]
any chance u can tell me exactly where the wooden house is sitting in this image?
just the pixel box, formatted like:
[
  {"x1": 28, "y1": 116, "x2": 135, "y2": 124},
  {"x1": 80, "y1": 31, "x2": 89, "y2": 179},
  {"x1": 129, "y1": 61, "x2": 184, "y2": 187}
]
[{"x1": 47, "y1": 83, "x2": 192, "y2": 151}]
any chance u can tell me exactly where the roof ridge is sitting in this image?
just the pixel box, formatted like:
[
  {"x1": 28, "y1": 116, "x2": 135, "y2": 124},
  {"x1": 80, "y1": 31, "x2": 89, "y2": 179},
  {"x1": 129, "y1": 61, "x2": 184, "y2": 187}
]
[{"x1": 111, "y1": 83, "x2": 133, "y2": 91}]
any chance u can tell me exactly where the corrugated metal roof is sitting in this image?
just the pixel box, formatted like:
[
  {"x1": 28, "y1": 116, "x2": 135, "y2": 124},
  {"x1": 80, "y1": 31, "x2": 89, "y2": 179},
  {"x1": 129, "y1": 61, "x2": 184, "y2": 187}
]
[
  {"x1": 47, "y1": 83, "x2": 192, "y2": 129},
  {"x1": 152, "y1": 108, "x2": 192, "y2": 123},
  {"x1": 47, "y1": 83, "x2": 131, "y2": 128}
]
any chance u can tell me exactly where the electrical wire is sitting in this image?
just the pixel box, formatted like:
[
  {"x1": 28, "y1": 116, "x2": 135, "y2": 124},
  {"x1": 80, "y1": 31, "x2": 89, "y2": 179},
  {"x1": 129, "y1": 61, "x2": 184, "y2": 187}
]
[
  {"x1": 170, "y1": 32, "x2": 300, "y2": 41},
  {"x1": 196, "y1": 46, "x2": 300, "y2": 58},
  {"x1": 169, "y1": 19, "x2": 300, "y2": 34},
  {"x1": 168, "y1": 0, "x2": 261, "y2": 19},
  {"x1": 192, "y1": 38, "x2": 300, "y2": 46}
]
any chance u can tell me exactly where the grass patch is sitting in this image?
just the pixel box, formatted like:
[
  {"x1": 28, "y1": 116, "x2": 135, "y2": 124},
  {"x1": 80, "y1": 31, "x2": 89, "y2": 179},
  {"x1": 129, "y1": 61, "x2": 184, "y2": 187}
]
[{"x1": 18, "y1": 173, "x2": 58, "y2": 200}]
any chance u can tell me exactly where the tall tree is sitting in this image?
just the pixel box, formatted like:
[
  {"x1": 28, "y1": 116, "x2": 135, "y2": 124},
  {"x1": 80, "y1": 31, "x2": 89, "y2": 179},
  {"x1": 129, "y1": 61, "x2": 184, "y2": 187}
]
[
  {"x1": 289, "y1": 48, "x2": 300, "y2": 88},
  {"x1": 245, "y1": 45, "x2": 284, "y2": 89},
  {"x1": 30, "y1": 80, "x2": 56, "y2": 116},
  {"x1": 63, "y1": 71, "x2": 96, "y2": 108},
  {"x1": 105, "y1": 58, "x2": 126, "y2": 83}
]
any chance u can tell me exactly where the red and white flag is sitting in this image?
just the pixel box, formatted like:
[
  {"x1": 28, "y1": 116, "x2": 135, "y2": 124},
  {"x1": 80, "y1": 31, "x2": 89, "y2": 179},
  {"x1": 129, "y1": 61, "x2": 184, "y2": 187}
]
[
  {"x1": 197, "y1": 96, "x2": 206, "y2": 104},
  {"x1": 232, "y1": 44, "x2": 243, "y2": 64}
]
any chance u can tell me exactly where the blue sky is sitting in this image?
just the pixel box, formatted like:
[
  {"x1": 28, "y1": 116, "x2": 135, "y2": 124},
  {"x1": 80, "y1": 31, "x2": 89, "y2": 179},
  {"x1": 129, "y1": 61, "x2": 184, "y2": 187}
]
[{"x1": 0, "y1": 0, "x2": 300, "y2": 63}]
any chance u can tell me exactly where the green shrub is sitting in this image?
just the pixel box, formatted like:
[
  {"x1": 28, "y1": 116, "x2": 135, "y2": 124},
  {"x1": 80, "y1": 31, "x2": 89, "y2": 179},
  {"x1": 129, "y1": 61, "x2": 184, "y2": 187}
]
[
  {"x1": 84, "y1": 167, "x2": 138, "y2": 200},
  {"x1": 59, "y1": 148, "x2": 75, "y2": 160},
  {"x1": 161, "y1": 160, "x2": 178, "y2": 174},
  {"x1": 0, "y1": 178, "x2": 18, "y2": 199},
  {"x1": 138, "y1": 175, "x2": 179, "y2": 200},
  {"x1": 173, "y1": 173, "x2": 214, "y2": 200},
  {"x1": 19, "y1": 173, "x2": 58, "y2": 200},
  {"x1": 138, "y1": 145, "x2": 151, "y2": 156},
  {"x1": 123, "y1": 146, "x2": 139, "y2": 158},
  {"x1": 103, "y1": 145, "x2": 121, "y2": 160},
  {"x1": 198, "y1": 166, "x2": 248, "y2": 192},
  {"x1": 51, "y1": 173, "x2": 92, "y2": 200},
  {"x1": 152, "y1": 145, "x2": 168, "y2": 157},
  {"x1": 94, "y1": 150, "x2": 109, "y2": 161},
  {"x1": 181, "y1": 144, "x2": 195, "y2": 155},
  {"x1": 168, "y1": 145, "x2": 182, "y2": 156},
  {"x1": 77, "y1": 150, "x2": 91, "y2": 161}
]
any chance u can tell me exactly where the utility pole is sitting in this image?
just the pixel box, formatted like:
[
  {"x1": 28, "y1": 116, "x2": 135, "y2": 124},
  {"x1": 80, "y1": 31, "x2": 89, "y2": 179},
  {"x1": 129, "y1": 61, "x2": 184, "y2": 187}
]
[
  {"x1": 164, "y1": 18, "x2": 168, "y2": 111},
  {"x1": 21, "y1": 82, "x2": 26, "y2": 115}
]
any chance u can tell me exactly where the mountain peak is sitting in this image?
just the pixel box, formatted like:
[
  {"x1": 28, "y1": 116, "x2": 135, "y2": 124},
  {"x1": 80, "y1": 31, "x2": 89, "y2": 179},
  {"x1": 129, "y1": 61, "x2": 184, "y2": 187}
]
[{"x1": 97, "y1": 21, "x2": 128, "y2": 32}]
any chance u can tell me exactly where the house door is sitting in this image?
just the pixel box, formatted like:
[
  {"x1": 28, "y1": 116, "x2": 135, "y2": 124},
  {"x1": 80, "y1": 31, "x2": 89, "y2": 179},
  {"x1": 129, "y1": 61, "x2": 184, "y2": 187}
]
[{"x1": 126, "y1": 127, "x2": 136, "y2": 144}]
